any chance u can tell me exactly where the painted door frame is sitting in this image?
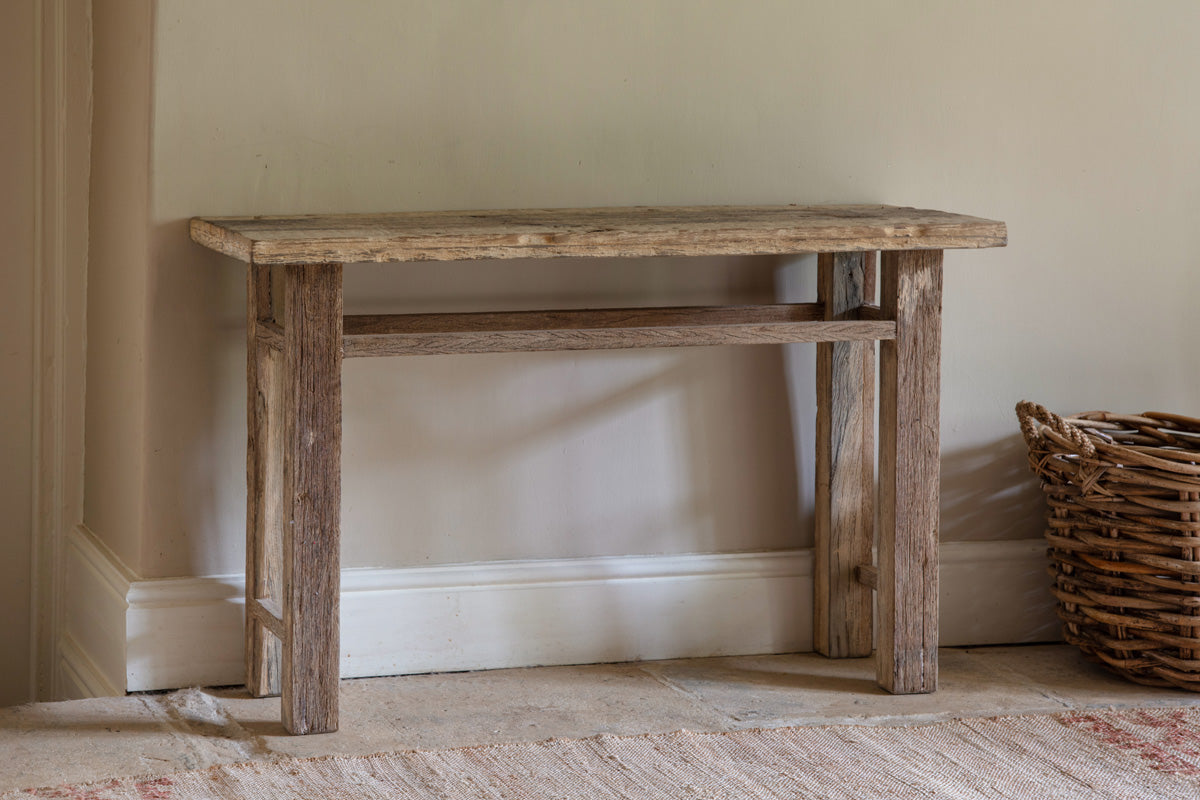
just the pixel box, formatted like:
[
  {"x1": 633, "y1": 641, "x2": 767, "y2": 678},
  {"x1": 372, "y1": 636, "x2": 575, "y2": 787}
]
[{"x1": 31, "y1": 0, "x2": 91, "y2": 702}]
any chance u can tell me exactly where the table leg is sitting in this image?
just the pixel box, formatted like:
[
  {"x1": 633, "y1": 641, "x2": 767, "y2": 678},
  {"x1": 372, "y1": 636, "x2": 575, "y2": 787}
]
[
  {"x1": 814, "y1": 252, "x2": 876, "y2": 658},
  {"x1": 878, "y1": 249, "x2": 943, "y2": 693},
  {"x1": 246, "y1": 264, "x2": 282, "y2": 697},
  {"x1": 280, "y1": 263, "x2": 343, "y2": 734}
]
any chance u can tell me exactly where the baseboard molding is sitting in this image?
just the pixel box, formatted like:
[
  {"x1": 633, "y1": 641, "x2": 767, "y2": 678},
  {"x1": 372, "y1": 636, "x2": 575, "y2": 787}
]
[
  {"x1": 58, "y1": 632, "x2": 123, "y2": 699},
  {"x1": 124, "y1": 550, "x2": 815, "y2": 691},
  {"x1": 939, "y1": 538, "x2": 1061, "y2": 646},
  {"x1": 59, "y1": 526, "x2": 133, "y2": 697},
  {"x1": 63, "y1": 532, "x2": 1063, "y2": 694}
]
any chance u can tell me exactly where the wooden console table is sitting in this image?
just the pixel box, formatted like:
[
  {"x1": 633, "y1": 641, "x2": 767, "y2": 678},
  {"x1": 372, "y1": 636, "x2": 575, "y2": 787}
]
[{"x1": 190, "y1": 205, "x2": 1006, "y2": 735}]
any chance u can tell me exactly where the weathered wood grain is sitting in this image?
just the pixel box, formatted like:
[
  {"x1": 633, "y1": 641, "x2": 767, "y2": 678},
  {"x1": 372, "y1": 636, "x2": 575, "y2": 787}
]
[
  {"x1": 878, "y1": 249, "x2": 943, "y2": 694},
  {"x1": 280, "y1": 263, "x2": 343, "y2": 735},
  {"x1": 255, "y1": 320, "x2": 284, "y2": 352},
  {"x1": 248, "y1": 597, "x2": 285, "y2": 640},
  {"x1": 246, "y1": 263, "x2": 282, "y2": 698},
  {"x1": 342, "y1": 304, "x2": 895, "y2": 357},
  {"x1": 814, "y1": 252, "x2": 876, "y2": 659},
  {"x1": 190, "y1": 205, "x2": 1007, "y2": 265}
]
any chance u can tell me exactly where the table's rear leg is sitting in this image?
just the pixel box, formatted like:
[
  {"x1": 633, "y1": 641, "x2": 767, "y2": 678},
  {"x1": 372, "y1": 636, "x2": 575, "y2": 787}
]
[
  {"x1": 246, "y1": 263, "x2": 282, "y2": 697},
  {"x1": 280, "y1": 262, "x2": 343, "y2": 734},
  {"x1": 814, "y1": 252, "x2": 876, "y2": 659},
  {"x1": 878, "y1": 249, "x2": 942, "y2": 694}
]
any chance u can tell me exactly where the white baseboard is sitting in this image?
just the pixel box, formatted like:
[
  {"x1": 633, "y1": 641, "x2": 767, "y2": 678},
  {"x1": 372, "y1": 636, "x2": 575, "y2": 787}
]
[
  {"x1": 58, "y1": 632, "x2": 122, "y2": 699},
  {"x1": 59, "y1": 526, "x2": 132, "y2": 697},
  {"x1": 62, "y1": 529, "x2": 1062, "y2": 694},
  {"x1": 939, "y1": 538, "x2": 1061, "y2": 646}
]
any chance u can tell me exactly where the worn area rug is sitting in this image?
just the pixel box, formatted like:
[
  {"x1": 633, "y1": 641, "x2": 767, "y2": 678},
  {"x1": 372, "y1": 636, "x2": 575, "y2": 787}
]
[{"x1": 8, "y1": 707, "x2": 1200, "y2": 799}]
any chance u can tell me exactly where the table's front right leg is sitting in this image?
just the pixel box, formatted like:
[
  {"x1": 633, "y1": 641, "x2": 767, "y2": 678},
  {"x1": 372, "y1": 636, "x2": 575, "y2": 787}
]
[{"x1": 878, "y1": 249, "x2": 943, "y2": 694}]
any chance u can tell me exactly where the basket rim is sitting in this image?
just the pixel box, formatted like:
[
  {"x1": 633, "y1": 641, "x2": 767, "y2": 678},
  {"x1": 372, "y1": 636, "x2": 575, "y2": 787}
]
[{"x1": 1016, "y1": 400, "x2": 1200, "y2": 477}]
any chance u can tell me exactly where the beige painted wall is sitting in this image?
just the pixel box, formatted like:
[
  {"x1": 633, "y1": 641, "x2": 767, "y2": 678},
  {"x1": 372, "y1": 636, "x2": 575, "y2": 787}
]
[
  {"x1": 86, "y1": 0, "x2": 154, "y2": 570},
  {"x1": 0, "y1": 0, "x2": 37, "y2": 706},
  {"x1": 84, "y1": 1, "x2": 1200, "y2": 584}
]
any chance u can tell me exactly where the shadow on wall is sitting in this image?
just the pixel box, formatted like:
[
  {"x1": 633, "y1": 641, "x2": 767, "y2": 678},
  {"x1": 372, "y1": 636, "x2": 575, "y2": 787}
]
[
  {"x1": 775, "y1": 256, "x2": 818, "y2": 551},
  {"x1": 145, "y1": 219, "x2": 249, "y2": 578},
  {"x1": 149, "y1": 217, "x2": 807, "y2": 577},
  {"x1": 333, "y1": 254, "x2": 806, "y2": 566},
  {"x1": 938, "y1": 434, "x2": 1060, "y2": 644},
  {"x1": 940, "y1": 433, "x2": 1045, "y2": 543},
  {"x1": 774, "y1": 252, "x2": 1046, "y2": 548}
]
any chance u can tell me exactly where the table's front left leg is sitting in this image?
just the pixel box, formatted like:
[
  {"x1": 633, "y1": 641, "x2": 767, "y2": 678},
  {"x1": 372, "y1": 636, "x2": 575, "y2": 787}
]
[
  {"x1": 280, "y1": 262, "x2": 344, "y2": 734},
  {"x1": 878, "y1": 249, "x2": 942, "y2": 694}
]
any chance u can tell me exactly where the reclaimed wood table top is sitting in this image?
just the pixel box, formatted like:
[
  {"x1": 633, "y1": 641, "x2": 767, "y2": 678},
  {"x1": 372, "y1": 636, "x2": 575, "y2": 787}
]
[{"x1": 190, "y1": 204, "x2": 1007, "y2": 265}]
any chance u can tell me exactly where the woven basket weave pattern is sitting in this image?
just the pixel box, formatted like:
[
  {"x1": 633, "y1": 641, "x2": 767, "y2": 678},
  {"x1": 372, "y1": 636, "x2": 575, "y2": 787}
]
[{"x1": 1017, "y1": 401, "x2": 1200, "y2": 690}]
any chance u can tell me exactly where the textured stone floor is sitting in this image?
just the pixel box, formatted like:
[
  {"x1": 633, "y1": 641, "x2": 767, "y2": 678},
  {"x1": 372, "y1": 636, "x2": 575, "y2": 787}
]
[{"x1": 3, "y1": 645, "x2": 1200, "y2": 792}]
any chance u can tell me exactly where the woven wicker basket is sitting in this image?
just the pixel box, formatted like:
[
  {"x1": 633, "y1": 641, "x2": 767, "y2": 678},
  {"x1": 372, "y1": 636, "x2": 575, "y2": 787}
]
[{"x1": 1017, "y1": 400, "x2": 1200, "y2": 691}]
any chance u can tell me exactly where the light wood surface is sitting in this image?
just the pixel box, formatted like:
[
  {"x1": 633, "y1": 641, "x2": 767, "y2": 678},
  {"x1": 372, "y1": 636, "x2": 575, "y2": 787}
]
[
  {"x1": 256, "y1": 304, "x2": 893, "y2": 357},
  {"x1": 254, "y1": 319, "x2": 284, "y2": 353},
  {"x1": 190, "y1": 205, "x2": 1006, "y2": 264},
  {"x1": 814, "y1": 252, "x2": 876, "y2": 659},
  {"x1": 341, "y1": 304, "x2": 893, "y2": 357},
  {"x1": 245, "y1": 263, "x2": 282, "y2": 699},
  {"x1": 279, "y1": 264, "x2": 343, "y2": 735},
  {"x1": 878, "y1": 249, "x2": 943, "y2": 694},
  {"x1": 248, "y1": 597, "x2": 285, "y2": 640}
]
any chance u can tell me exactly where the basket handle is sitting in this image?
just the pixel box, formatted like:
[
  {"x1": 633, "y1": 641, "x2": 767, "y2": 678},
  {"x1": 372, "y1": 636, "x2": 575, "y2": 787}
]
[{"x1": 1015, "y1": 400, "x2": 1097, "y2": 458}]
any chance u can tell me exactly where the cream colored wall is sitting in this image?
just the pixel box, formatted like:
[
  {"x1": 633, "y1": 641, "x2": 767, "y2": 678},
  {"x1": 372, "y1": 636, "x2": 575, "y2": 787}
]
[
  {"x1": 85, "y1": 0, "x2": 1200, "y2": 580},
  {"x1": 0, "y1": 0, "x2": 37, "y2": 706},
  {"x1": 85, "y1": 0, "x2": 154, "y2": 570}
]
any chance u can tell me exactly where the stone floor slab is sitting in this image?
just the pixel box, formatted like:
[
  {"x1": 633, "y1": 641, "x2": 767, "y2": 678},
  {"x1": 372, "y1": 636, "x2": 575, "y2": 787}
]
[
  {"x1": 969, "y1": 644, "x2": 1200, "y2": 710},
  {"x1": 638, "y1": 648, "x2": 1072, "y2": 727},
  {"x1": 5, "y1": 645, "x2": 1200, "y2": 793}
]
